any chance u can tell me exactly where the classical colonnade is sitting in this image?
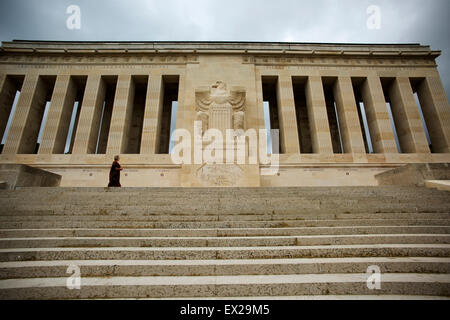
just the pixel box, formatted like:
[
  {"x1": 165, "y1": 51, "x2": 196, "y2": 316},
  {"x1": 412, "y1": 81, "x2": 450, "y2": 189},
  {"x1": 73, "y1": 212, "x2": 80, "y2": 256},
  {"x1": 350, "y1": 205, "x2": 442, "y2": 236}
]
[
  {"x1": 0, "y1": 70, "x2": 449, "y2": 158},
  {"x1": 264, "y1": 73, "x2": 450, "y2": 155},
  {"x1": 0, "y1": 73, "x2": 181, "y2": 156}
]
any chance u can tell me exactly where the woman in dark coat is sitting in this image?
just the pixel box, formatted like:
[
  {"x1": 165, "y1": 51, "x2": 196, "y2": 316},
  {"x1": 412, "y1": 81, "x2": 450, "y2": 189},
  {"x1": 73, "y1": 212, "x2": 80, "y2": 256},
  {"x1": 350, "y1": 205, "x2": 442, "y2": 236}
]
[{"x1": 108, "y1": 155, "x2": 123, "y2": 187}]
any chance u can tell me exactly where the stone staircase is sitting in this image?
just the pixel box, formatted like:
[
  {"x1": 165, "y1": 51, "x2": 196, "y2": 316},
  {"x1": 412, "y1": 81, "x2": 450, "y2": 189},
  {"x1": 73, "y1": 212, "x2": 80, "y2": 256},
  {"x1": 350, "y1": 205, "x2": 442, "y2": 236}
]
[{"x1": 0, "y1": 186, "x2": 449, "y2": 299}]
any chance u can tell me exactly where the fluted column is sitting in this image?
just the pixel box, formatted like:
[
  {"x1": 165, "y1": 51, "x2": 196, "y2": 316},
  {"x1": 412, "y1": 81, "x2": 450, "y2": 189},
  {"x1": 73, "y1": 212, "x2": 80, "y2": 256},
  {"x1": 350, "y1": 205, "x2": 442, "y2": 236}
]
[
  {"x1": 72, "y1": 75, "x2": 106, "y2": 154},
  {"x1": 416, "y1": 76, "x2": 450, "y2": 153},
  {"x1": 39, "y1": 75, "x2": 76, "y2": 154},
  {"x1": 361, "y1": 76, "x2": 398, "y2": 153},
  {"x1": 333, "y1": 76, "x2": 366, "y2": 153},
  {"x1": 305, "y1": 76, "x2": 334, "y2": 154},
  {"x1": 140, "y1": 74, "x2": 164, "y2": 154},
  {"x1": 106, "y1": 75, "x2": 134, "y2": 155},
  {"x1": 389, "y1": 77, "x2": 430, "y2": 153},
  {"x1": 276, "y1": 74, "x2": 300, "y2": 153},
  {"x1": 2, "y1": 74, "x2": 46, "y2": 154}
]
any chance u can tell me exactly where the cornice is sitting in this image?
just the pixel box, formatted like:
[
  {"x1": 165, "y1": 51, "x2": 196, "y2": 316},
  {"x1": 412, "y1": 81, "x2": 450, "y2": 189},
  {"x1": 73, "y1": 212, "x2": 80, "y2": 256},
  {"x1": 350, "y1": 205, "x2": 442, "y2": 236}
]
[{"x1": 0, "y1": 40, "x2": 440, "y2": 60}]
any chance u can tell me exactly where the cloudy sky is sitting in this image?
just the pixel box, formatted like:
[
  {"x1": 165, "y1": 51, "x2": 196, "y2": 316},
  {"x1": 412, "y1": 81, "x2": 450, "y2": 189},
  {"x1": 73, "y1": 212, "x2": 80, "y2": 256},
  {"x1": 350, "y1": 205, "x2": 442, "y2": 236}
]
[{"x1": 0, "y1": 0, "x2": 449, "y2": 94}]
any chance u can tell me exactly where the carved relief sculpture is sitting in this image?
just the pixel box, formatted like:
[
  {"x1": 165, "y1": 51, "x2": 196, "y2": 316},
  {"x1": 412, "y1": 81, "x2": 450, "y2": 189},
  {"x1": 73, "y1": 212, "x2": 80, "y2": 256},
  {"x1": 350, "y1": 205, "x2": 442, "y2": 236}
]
[{"x1": 195, "y1": 81, "x2": 246, "y2": 134}]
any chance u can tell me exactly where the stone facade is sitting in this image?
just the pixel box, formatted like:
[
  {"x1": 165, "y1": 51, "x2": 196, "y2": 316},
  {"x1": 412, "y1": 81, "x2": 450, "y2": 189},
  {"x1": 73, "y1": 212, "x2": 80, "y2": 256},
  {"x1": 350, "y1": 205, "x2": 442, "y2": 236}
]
[{"x1": 0, "y1": 41, "x2": 449, "y2": 187}]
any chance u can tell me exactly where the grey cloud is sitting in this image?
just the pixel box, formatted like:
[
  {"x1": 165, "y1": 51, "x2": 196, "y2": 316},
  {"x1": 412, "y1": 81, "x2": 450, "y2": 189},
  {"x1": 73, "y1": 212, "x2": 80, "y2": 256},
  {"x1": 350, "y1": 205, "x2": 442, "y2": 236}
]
[{"x1": 0, "y1": 0, "x2": 449, "y2": 94}]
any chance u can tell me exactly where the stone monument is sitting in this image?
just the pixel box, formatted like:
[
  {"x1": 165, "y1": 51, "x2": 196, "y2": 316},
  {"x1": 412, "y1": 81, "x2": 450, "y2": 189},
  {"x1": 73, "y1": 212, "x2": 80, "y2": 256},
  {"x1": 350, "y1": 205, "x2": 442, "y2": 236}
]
[{"x1": 0, "y1": 41, "x2": 448, "y2": 187}]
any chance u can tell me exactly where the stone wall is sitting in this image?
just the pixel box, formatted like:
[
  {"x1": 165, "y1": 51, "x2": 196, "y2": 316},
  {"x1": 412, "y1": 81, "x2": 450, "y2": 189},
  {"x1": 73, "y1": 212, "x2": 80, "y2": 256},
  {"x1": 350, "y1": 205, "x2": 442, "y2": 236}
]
[
  {"x1": 375, "y1": 163, "x2": 450, "y2": 186},
  {"x1": 0, "y1": 164, "x2": 61, "y2": 189}
]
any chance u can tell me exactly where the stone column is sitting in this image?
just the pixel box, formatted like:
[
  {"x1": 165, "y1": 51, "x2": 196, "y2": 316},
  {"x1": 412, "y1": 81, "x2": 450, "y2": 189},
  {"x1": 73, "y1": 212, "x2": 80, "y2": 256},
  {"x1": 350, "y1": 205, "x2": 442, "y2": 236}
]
[
  {"x1": 255, "y1": 75, "x2": 270, "y2": 154},
  {"x1": 2, "y1": 74, "x2": 46, "y2": 154},
  {"x1": 333, "y1": 76, "x2": 366, "y2": 153},
  {"x1": 173, "y1": 73, "x2": 185, "y2": 133},
  {"x1": 305, "y1": 76, "x2": 334, "y2": 154},
  {"x1": 72, "y1": 75, "x2": 106, "y2": 154},
  {"x1": 39, "y1": 75, "x2": 77, "y2": 154},
  {"x1": 140, "y1": 74, "x2": 164, "y2": 154},
  {"x1": 416, "y1": 76, "x2": 450, "y2": 153},
  {"x1": 389, "y1": 77, "x2": 430, "y2": 153},
  {"x1": 106, "y1": 75, "x2": 134, "y2": 155},
  {"x1": 276, "y1": 74, "x2": 300, "y2": 154},
  {"x1": 96, "y1": 88, "x2": 115, "y2": 154},
  {"x1": 361, "y1": 76, "x2": 398, "y2": 153},
  {"x1": 0, "y1": 74, "x2": 18, "y2": 141}
]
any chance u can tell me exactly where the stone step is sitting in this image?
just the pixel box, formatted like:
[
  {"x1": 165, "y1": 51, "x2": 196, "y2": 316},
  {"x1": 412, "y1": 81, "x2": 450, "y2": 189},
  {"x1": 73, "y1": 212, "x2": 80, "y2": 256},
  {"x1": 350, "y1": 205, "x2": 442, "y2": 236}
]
[
  {"x1": 2, "y1": 189, "x2": 448, "y2": 200},
  {"x1": 3, "y1": 192, "x2": 448, "y2": 201},
  {"x1": 1, "y1": 244, "x2": 449, "y2": 262},
  {"x1": 1, "y1": 226, "x2": 449, "y2": 238},
  {"x1": 2, "y1": 212, "x2": 450, "y2": 220},
  {"x1": 1, "y1": 234, "x2": 449, "y2": 249},
  {"x1": 3, "y1": 191, "x2": 448, "y2": 199},
  {"x1": 2, "y1": 185, "x2": 447, "y2": 193},
  {"x1": 0, "y1": 186, "x2": 448, "y2": 300},
  {"x1": 0, "y1": 185, "x2": 439, "y2": 191},
  {"x1": 1, "y1": 273, "x2": 449, "y2": 299},
  {"x1": 5, "y1": 201, "x2": 448, "y2": 212},
  {"x1": 1, "y1": 219, "x2": 449, "y2": 229},
  {"x1": 0, "y1": 191, "x2": 448, "y2": 201},
  {"x1": 1, "y1": 257, "x2": 449, "y2": 279},
  {"x1": 1, "y1": 213, "x2": 450, "y2": 222},
  {"x1": 3, "y1": 203, "x2": 449, "y2": 214}
]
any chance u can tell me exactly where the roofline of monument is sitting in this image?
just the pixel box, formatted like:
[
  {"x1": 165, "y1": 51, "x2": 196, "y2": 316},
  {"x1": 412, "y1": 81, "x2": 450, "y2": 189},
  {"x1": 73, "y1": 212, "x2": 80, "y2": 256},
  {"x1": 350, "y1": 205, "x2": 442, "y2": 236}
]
[
  {"x1": 0, "y1": 40, "x2": 440, "y2": 58},
  {"x1": 5, "y1": 39, "x2": 426, "y2": 47}
]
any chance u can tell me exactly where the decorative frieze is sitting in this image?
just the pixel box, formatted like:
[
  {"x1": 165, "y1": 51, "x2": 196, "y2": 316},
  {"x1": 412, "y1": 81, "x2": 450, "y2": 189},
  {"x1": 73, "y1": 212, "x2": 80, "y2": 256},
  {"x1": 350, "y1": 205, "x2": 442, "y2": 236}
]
[
  {"x1": 244, "y1": 55, "x2": 436, "y2": 68},
  {"x1": 0, "y1": 53, "x2": 199, "y2": 67}
]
